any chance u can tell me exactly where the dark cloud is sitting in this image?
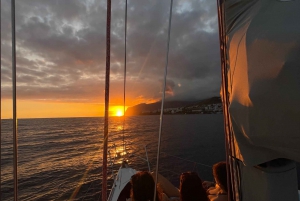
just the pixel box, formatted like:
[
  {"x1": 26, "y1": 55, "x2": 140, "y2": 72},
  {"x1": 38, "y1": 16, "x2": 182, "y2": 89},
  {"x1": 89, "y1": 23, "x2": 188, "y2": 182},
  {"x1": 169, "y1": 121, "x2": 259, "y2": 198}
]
[
  {"x1": 159, "y1": 79, "x2": 176, "y2": 97},
  {"x1": 1, "y1": 0, "x2": 221, "y2": 104}
]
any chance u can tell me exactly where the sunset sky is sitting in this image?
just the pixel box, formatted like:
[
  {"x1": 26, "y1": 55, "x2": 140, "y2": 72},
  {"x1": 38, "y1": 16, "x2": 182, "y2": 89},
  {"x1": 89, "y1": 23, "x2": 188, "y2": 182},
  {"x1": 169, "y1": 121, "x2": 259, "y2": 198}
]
[{"x1": 1, "y1": 0, "x2": 221, "y2": 119}]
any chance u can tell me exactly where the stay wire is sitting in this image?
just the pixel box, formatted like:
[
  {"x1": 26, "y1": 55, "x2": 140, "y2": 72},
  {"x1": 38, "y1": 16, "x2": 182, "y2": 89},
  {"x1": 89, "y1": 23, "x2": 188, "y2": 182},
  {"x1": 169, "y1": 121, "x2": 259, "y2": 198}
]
[
  {"x1": 160, "y1": 152, "x2": 212, "y2": 168},
  {"x1": 11, "y1": 0, "x2": 18, "y2": 200},
  {"x1": 153, "y1": 0, "x2": 173, "y2": 200},
  {"x1": 122, "y1": 0, "x2": 128, "y2": 161},
  {"x1": 0, "y1": 0, "x2": 2, "y2": 198},
  {"x1": 217, "y1": 1, "x2": 234, "y2": 200},
  {"x1": 217, "y1": 0, "x2": 242, "y2": 200}
]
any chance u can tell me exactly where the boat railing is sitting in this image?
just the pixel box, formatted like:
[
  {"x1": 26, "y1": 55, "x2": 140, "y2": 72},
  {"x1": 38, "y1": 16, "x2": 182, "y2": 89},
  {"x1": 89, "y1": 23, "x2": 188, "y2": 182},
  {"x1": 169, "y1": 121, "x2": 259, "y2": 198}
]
[
  {"x1": 88, "y1": 141, "x2": 214, "y2": 200},
  {"x1": 111, "y1": 142, "x2": 213, "y2": 179},
  {"x1": 128, "y1": 145, "x2": 151, "y2": 172},
  {"x1": 70, "y1": 140, "x2": 213, "y2": 200}
]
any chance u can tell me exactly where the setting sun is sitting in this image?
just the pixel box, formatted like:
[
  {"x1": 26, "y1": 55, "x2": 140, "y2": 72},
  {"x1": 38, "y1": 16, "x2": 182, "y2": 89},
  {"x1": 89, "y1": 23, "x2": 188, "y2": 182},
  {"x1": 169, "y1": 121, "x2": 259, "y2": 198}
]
[
  {"x1": 110, "y1": 106, "x2": 128, "y2": 117},
  {"x1": 116, "y1": 110, "x2": 123, "y2": 116}
]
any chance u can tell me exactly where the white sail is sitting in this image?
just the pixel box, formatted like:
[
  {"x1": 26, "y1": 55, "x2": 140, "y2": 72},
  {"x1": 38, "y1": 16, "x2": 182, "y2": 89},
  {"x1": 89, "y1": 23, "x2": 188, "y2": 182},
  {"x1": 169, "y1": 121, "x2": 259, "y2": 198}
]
[{"x1": 222, "y1": 0, "x2": 300, "y2": 167}]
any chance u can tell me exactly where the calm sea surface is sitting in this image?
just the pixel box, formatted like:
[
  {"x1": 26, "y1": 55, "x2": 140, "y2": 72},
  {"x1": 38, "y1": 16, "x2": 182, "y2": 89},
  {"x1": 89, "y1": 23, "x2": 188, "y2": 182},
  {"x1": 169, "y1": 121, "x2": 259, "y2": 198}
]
[{"x1": 1, "y1": 115, "x2": 226, "y2": 200}]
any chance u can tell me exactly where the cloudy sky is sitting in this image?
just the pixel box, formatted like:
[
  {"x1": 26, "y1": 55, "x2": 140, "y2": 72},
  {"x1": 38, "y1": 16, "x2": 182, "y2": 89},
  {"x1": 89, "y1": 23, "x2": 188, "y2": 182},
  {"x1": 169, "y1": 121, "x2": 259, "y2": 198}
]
[{"x1": 1, "y1": 0, "x2": 221, "y2": 118}]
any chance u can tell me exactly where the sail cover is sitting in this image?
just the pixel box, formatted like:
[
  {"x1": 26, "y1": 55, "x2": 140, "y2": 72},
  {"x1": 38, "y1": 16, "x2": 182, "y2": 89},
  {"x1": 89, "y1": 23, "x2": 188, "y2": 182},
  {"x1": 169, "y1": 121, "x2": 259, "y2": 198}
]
[{"x1": 220, "y1": 0, "x2": 300, "y2": 166}]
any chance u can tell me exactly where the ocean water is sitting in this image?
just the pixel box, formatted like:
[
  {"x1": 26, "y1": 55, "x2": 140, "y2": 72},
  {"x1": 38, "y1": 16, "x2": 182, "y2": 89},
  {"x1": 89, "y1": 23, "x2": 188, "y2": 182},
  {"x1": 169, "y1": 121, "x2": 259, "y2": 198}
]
[{"x1": 1, "y1": 115, "x2": 226, "y2": 200}]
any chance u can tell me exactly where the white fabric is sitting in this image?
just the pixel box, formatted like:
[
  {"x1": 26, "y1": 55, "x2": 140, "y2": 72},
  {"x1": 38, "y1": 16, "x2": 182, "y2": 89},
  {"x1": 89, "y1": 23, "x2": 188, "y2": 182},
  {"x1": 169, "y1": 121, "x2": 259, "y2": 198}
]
[
  {"x1": 222, "y1": 0, "x2": 300, "y2": 166},
  {"x1": 107, "y1": 167, "x2": 136, "y2": 201},
  {"x1": 238, "y1": 160, "x2": 298, "y2": 201}
]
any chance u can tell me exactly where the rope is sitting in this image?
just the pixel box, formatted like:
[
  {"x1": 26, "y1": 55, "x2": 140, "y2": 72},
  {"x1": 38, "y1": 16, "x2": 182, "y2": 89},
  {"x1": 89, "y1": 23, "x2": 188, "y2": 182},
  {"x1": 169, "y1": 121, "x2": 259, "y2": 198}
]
[
  {"x1": 217, "y1": 1, "x2": 242, "y2": 200},
  {"x1": 219, "y1": 1, "x2": 236, "y2": 200},
  {"x1": 102, "y1": 0, "x2": 112, "y2": 200},
  {"x1": 122, "y1": 0, "x2": 128, "y2": 161},
  {"x1": 11, "y1": 0, "x2": 18, "y2": 200},
  {"x1": 217, "y1": 1, "x2": 231, "y2": 200},
  {"x1": 0, "y1": 0, "x2": 2, "y2": 197},
  {"x1": 82, "y1": 181, "x2": 94, "y2": 201},
  {"x1": 153, "y1": 0, "x2": 173, "y2": 200},
  {"x1": 160, "y1": 152, "x2": 212, "y2": 168}
]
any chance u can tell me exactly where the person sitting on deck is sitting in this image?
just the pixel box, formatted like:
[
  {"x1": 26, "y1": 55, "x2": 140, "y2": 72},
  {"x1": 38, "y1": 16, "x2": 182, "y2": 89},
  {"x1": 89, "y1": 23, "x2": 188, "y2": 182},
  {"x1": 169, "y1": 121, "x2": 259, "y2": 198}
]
[
  {"x1": 179, "y1": 171, "x2": 209, "y2": 201},
  {"x1": 129, "y1": 171, "x2": 160, "y2": 201},
  {"x1": 203, "y1": 161, "x2": 228, "y2": 201},
  {"x1": 151, "y1": 171, "x2": 180, "y2": 201}
]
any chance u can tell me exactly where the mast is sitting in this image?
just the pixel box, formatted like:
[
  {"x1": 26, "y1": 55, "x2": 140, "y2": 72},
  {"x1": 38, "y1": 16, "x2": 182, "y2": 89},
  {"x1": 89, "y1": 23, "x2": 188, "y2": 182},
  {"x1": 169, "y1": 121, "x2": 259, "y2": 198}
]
[
  {"x1": 122, "y1": 0, "x2": 128, "y2": 159},
  {"x1": 102, "y1": 0, "x2": 111, "y2": 200},
  {"x1": 11, "y1": 0, "x2": 18, "y2": 200},
  {"x1": 217, "y1": 0, "x2": 239, "y2": 200},
  {"x1": 11, "y1": 0, "x2": 18, "y2": 201},
  {"x1": 0, "y1": 0, "x2": 2, "y2": 197},
  {"x1": 153, "y1": 0, "x2": 173, "y2": 200},
  {"x1": 216, "y1": 1, "x2": 232, "y2": 200}
]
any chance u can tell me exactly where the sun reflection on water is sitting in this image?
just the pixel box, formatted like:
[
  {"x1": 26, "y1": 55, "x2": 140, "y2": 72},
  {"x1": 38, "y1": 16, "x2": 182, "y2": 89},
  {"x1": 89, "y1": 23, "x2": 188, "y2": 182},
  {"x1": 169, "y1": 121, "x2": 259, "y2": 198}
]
[
  {"x1": 117, "y1": 125, "x2": 123, "y2": 131},
  {"x1": 6, "y1": 116, "x2": 161, "y2": 200}
]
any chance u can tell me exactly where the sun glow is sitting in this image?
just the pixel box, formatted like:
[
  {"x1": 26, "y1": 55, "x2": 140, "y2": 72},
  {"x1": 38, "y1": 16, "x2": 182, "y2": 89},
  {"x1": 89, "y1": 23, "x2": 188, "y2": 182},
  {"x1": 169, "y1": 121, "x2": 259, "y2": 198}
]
[
  {"x1": 110, "y1": 105, "x2": 128, "y2": 117},
  {"x1": 116, "y1": 110, "x2": 123, "y2": 116},
  {"x1": 1, "y1": 100, "x2": 132, "y2": 119}
]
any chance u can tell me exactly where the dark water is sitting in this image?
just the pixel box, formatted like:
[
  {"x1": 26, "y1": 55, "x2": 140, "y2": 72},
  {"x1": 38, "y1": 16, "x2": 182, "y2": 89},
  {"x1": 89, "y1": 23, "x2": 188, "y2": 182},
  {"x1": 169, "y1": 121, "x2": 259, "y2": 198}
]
[
  {"x1": 2, "y1": 115, "x2": 299, "y2": 201},
  {"x1": 1, "y1": 115, "x2": 224, "y2": 200}
]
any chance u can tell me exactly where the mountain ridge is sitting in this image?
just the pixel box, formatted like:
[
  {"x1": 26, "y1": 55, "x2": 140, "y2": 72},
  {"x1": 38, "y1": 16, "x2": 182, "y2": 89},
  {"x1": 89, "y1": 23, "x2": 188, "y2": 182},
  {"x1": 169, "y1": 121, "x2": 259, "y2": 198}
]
[{"x1": 125, "y1": 96, "x2": 222, "y2": 116}]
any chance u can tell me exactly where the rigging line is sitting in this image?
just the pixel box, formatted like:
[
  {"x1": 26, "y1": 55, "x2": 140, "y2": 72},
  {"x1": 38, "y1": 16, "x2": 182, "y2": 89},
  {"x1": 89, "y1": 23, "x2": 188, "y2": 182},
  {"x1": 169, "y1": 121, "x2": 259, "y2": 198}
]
[
  {"x1": 11, "y1": 0, "x2": 18, "y2": 200},
  {"x1": 102, "y1": 0, "x2": 112, "y2": 200},
  {"x1": 138, "y1": 33, "x2": 158, "y2": 78},
  {"x1": 229, "y1": 32, "x2": 246, "y2": 93},
  {"x1": 160, "y1": 152, "x2": 212, "y2": 168},
  {"x1": 0, "y1": 0, "x2": 2, "y2": 198},
  {"x1": 217, "y1": 1, "x2": 233, "y2": 200},
  {"x1": 230, "y1": 127, "x2": 241, "y2": 200},
  {"x1": 81, "y1": 181, "x2": 94, "y2": 201},
  {"x1": 122, "y1": 0, "x2": 128, "y2": 161},
  {"x1": 221, "y1": 0, "x2": 241, "y2": 199},
  {"x1": 223, "y1": 10, "x2": 237, "y2": 201},
  {"x1": 221, "y1": 0, "x2": 241, "y2": 196},
  {"x1": 158, "y1": 167, "x2": 182, "y2": 176},
  {"x1": 81, "y1": 172, "x2": 97, "y2": 201},
  {"x1": 153, "y1": 0, "x2": 173, "y2": 200},
  {"x1": 69, "y1": 146, "x2": 102, "y2": 201},
  {"x1": 193, "y1": 163, "x2": 197, "y2": 171}
]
